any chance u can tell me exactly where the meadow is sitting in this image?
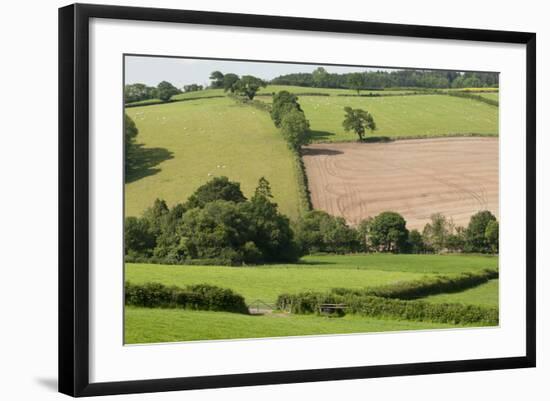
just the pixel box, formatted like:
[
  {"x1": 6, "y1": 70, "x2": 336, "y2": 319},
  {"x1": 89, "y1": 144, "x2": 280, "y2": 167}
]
[
  {"x1": 296, "y1": 95, "x2": 498, "y2": 142},
  {"x1": 125, "y1": 86, "x2": 498, "y2": 217},
  {"x1": 124, "y1": 81, "x2": 500, "y2": 344},
  {"x1": 125, "y1": 254, "x2": 498, "y2": 304},
  {"x1": 125, "y1": 253, "x2": 498, "y2": 343},
  {"x1": 423, "y1": 279, "x2": 499, "y2": 307},
  {"x1": 125, "y1": 97, "x2": 302, "y2": 218},
  {"x1": 125, "y1": 307, "x2": 457, "y2": 344}
]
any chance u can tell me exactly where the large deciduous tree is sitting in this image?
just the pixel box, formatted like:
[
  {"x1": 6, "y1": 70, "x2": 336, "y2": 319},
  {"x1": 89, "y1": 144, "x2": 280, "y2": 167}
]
[
  {"x1": 186, "y1": 176, "x2": 247, "y2": 209},
  {"x1": 156, "y1": 81, "x2": 180, "y2": 102},
  {"x1": 124, "y1": 113, "x2": 138, "y2": 174},
  {"x1": 464, "y1": 210, "x2": 498, "y2": 253},
  {"x1": 342, "y1": 106, "x2": 376, "y2": 141},
  {"x1": 209, "y1": 71, "x2": 224, "y2": 88},
  {"x1": 222, "y1": 73, "x2": 240, "y2": 93},
  {"x1": 368, "y1": 211, "x2": 409, "y2": 253},
  {"x1": 347, "y1": 72, "x2": 364, "y2": 95},
  {"x1": 233, "y1": 75, "x2": 267, "y2": 100}
]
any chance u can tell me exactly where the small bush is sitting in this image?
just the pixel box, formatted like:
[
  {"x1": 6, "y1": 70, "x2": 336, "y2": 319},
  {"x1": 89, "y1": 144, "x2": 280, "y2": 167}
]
[{"x1": 125, "y1": 282, "x2": 249, "y2": 314}]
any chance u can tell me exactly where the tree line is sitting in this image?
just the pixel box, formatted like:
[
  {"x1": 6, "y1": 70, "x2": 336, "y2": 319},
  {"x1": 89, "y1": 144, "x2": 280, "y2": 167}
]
[
  {"x1": 209, "y1": 71, "x2": 267, "y2": 100},
  {"x1": 271, "y1": 67, "x2": 499, "y2": 90},
  {"x1": 125, "y1": 174, "x2": 499, "y2": 266}
]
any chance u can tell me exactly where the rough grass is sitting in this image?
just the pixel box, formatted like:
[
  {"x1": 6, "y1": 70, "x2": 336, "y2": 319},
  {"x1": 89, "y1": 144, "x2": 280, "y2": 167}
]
[
  {"x1": 291, "y1": 95, "x2": 498, "y2": 142},
  {"x1": 125, "y1": 254, "x2": 498, "y2": 304},
  {"x1": 421, "y1": 279, "x2": 499, "y2": 307},
  {"x1": 125, "y1": 97, "x2": 302, "y2": 219},
  {"x1": 124, "y1": 306, "x2": 456, "y2": 343}
]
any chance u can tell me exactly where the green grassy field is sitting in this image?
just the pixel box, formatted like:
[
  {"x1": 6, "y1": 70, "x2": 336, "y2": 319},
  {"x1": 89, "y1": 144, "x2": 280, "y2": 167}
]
[
  {"x1": 478, "y1": 93, "x2": 499, "y2": 101},
  {"x1": 125, "y1": 306, "x2": 457, "y2": 343},
  {"x1": 125, "y1": 254, "x2": 498, "y2": 304},
  {"x1": 125, "y1": 97, "x2": 302, "y2": 218},
  {"x1": 423, "y1": 279, "x2": 499, "y2": 307},
  {"x1": 294, "y1": 95, "x2": 498, "y2": 142},
  {"x1": 257, "y1": 85, "x2": 421, "y2": 96}
]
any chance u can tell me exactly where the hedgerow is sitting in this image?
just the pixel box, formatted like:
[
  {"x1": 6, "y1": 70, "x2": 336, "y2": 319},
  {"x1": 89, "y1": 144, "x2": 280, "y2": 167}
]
[
  {"x1": 332, "y1": 269, "x2": 498, "y2": 300},
  {"x1": 276, "y1": 291, "x2": 498, "y2": 325},
  {"x1": 125, "y1": 282, "x2": 249, "y2": 314},
  {"x1": 445, "y1": 91, "x2": 499, "y2": 106}
]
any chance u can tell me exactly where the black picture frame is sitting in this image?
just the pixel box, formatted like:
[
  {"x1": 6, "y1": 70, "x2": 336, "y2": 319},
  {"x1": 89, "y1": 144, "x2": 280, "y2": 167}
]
[{"x1": 59, "y1": 3, "x2": 536, "y2": 397}]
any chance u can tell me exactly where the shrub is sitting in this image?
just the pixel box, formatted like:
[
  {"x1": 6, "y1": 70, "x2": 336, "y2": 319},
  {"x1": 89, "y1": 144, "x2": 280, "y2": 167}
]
[{"x1": 125, "y1": 282, "x2": 249, "y2": 314}]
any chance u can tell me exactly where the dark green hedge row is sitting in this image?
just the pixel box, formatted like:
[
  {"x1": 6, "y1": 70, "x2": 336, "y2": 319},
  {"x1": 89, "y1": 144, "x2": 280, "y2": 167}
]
[
  {"x1": 350, "y1": 295, "x2": 498, "y2": 325},
  {"x1": 293, "y1": 149, "x2": 313, "y2": 213},
  {"x1": 228, "y1": 94, "x2": 272, "y2": 112},
  {"x1": 125, "y1": 95, "x2": 224, "y2": 108},
  {"x1": 228, "y1": 92, "x2": 312, "y2": 214},
  {"x1": 336, "y1": 92, "x2": 429, "y2": 98},
  {"x1": 445, "y1": 91, "x2": 499, "y2": 106},
  {"x1": 125, "y1": 254, "x2": 236, "y2": 266},
  {"x1": 256, "y1": 92, "x2": 330, "y2": 97},
  {"x1": 332, "y1": 269, "x2": 498, "y2": 300},
  {"x1": 276, "y1": 291, "x2": 498, "y2": 325},
  {"x1": 125, "y1": 282, "x2": 249, "y2": 314}
]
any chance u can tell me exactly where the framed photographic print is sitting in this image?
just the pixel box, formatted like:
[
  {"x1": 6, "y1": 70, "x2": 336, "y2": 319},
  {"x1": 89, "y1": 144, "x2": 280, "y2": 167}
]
[{"x1": 58, "y1": 3, "x2": 536, "y2": 397}]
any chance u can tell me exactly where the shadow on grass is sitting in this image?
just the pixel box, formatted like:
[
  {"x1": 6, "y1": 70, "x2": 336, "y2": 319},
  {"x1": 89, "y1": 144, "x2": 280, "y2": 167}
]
[
  {"x1": 301, "y1": 147, "x2": 343, "y2": 156},
  {"x1": 125, "y1": 144, "x2": 174, "y2": 183},
  {"x1": 362, "y1": 136, "x2": 392, "y2": 143},
  {"x1": 309, "y1": 130, "x2": 335, "y2": 141},
  {"x1": 294, "y1": 259, "x2": 336, "y2": 266}
]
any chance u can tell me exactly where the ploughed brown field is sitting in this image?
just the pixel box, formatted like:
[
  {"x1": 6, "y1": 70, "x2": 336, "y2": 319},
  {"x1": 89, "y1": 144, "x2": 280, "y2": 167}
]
[{"x1": 302, "y1": 137, "x2": 499, "y2": 230}]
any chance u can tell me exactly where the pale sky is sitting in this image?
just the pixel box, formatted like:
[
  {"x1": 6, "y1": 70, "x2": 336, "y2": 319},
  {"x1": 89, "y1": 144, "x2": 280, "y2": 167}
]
[{"x1": 124, "y1": 55, "x2": 396, "y2": 88}]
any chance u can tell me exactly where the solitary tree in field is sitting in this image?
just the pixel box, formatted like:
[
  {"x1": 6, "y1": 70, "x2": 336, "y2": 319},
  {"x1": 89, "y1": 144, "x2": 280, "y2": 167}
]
[
  {"x1": 233, "y1": 75, "x2": 267, "y2": 100},
  {"x1": 347, "y1": 72, "x2": 364, "y2": 95},
  {"x1": 156, "y1": 81, "x2": 180, "y2": 102},
  {"x1": 342, "y1": 107, "x2": 376, "y2": 141}
]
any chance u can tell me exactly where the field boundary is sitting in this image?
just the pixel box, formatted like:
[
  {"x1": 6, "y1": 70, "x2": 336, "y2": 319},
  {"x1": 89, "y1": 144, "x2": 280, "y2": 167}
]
[
  {"x1": 125, "y1": 95, "x2": 225, "y2": 108},
  {"x1": 308, "y1": 131, "x2": 498, "y2": 145},
  {"x1": 228, "y1": 93, "x2": 313, "y2": 214}
]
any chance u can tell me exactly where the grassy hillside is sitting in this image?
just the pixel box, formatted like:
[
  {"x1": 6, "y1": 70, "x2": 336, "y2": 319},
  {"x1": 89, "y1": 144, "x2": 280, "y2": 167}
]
[
  {"x1": 125, "y1": 254, "x2": 498, "y2": 304},
  {"x1": 295, "y1": 95, "x2": 498, "y2": 142},
  {"x1": 257, "y1": 85, "x2": 420, "y2": 96},
  {"x1": 422, "y1": 279, "x2": 499, "y2": 307},
  {"x1": 125, "y1": 97, "x2": 302, "y2": 218},
  {"x1": 478, "y1": 93, "x2": 499, "y2": 101},
  {"x1": 125, "y1": 307, "x2": 456, "y2": 343}
]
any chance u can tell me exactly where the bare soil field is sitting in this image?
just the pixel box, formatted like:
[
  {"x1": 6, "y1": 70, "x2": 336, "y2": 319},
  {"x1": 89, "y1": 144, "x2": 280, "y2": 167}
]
[{"x1": 302, "y1": 137, "x2": 498, "y2": 230}]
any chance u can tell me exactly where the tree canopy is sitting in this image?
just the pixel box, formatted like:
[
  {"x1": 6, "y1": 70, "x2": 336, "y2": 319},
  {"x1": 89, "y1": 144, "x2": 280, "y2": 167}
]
[
  {"x1": 342, "y1": 106, "x2": 376, "y2": 141},
  {"x1": 232, "y1": 75, "x2": 267, "y2": 100},
  {"x1": 186, "y1": 176, "x2": 247, "y2": 209},
  {"x1": 156, "y1": 81, "x2": 180, "y2": 102}
]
